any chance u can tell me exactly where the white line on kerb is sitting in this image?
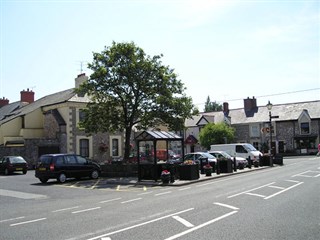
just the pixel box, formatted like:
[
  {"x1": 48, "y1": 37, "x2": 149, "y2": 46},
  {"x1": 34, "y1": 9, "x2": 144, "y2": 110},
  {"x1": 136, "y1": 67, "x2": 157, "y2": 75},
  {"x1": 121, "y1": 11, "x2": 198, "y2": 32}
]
[
  {"x1": 213, "y1": 202, "x2": 239, "y2": 210},
  {"x1": 164, "y1": 211, "x2": 238, "y2": 240},
  {"x1": 72, "y1": 207, "x2": 101, "y2": 214},
  {"x1": 10, "y1": 218, "x2": 46, "y2": 227}
]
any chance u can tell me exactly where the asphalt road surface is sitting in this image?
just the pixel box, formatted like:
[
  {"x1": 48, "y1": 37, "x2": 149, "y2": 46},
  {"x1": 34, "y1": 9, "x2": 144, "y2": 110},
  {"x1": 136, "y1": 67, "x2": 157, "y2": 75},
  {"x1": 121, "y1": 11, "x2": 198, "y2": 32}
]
[{"x1": 0, "y1": 156, "x2": 319, "y2": 240}]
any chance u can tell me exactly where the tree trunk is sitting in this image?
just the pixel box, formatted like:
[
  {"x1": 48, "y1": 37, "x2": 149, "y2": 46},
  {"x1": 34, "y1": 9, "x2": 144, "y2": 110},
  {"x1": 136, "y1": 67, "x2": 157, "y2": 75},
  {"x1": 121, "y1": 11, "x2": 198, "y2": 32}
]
[{"x1": 123, "y1": 127, "x2": 132, "y2": 162}]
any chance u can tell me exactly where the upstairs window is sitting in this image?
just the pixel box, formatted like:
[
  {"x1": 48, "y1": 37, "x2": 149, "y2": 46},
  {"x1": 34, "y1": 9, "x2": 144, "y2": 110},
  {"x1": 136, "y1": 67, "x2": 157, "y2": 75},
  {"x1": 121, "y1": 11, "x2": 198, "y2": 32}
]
[{"x1": 300, "y1": 122, "x2": 310, "y2": 135}]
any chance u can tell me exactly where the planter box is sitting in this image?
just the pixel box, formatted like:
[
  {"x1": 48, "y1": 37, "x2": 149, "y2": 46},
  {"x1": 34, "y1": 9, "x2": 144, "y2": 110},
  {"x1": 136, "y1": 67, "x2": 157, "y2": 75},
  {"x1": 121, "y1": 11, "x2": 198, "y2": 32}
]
[
  {"x1": 218, "y1": 160, "x2": 233, "y2": 173},
  {"x1": 178, "y1": 164, "x2": 200, "y2": 180}
]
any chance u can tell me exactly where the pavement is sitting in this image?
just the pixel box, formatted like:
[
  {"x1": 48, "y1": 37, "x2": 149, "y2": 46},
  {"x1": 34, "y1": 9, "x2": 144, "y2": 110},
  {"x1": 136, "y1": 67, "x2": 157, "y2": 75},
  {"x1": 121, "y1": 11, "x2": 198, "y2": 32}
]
[{"x1": 99, "y1": 165, "x2": 273, "y2": 187}]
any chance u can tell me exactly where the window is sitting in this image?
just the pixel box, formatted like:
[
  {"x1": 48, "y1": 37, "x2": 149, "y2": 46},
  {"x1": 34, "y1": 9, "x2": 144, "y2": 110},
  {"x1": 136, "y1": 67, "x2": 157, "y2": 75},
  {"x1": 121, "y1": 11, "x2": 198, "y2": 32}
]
[
  {"x1": 250, "y1": 125, "x2": 260, "y2": 137},
  {"x1": 236, "y1": 145, "x2": 247, "y2": 153},
  {"x1": 80, "y1": 139, "x2": 89, "y2": 157},
  {"x1": 112, "y1": 139, "x2": 119, "y2": 156},
  {"x1": 300, "y1": 122, "x2": 310, "y2": 134},
  {"x1": 79, "y1": 110, "x2": 86, "y2": 122}
]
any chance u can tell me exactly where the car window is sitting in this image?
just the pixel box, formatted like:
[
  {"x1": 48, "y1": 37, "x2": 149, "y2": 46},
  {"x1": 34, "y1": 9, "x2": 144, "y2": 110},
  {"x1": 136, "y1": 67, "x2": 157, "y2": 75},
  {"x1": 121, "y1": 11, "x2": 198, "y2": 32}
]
[
  {"x1": 65, "y1": 155, "x2": 77, "y2": 164},
  {"x1": 39, "y1": 156, "x2": 53, "y2": 164},
  {"x1": 55, "y1": 156, "x2": 65, "y2": 165},
  {"x1": 77, "y1": 156, "x2": 87, "y2": 164}
]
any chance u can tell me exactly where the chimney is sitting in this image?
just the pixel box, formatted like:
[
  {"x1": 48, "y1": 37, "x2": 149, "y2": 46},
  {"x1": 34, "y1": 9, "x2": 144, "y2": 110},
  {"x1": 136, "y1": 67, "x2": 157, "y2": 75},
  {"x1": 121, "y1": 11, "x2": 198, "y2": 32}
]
[
  {"x1": 244, "y1": 96, "x2": 257, "y2": 111},
  {"x1": 75, "y1": 73, "x2": 88, "y2": 89},
  {"x1": 20, "y1": 88, "x2": 35, "y2": 103},
  {"x1": 223, "y1": 102, "x2": 229, "y2": 113},
  {"x1": 0, "y1": 97, "x2": 9, "y2": 107}
]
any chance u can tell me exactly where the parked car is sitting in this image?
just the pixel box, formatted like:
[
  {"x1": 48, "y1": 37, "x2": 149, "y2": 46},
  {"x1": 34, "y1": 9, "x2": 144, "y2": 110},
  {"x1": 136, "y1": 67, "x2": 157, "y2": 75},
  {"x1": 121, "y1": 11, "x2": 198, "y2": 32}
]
[
  {"x1": 0, "y1": 156, "x2": 28, "y2": 175},
  {"x1": 183, "y1": 152, "x2": 217, "y2": 164},
  {"x1": 35, "y1": 154, "x2": 101, "y2": 183},
  {"x1": 208, "y1": 151, "x2": 248, "y2": 167}
]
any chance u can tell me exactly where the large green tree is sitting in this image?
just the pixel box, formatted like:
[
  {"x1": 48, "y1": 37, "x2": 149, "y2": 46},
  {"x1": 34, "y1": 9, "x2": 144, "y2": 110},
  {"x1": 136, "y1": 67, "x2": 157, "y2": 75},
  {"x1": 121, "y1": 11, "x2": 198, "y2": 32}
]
[
  {"x1": 199, "y1": 122, "x2": 235, "y2": 150},
  {"x1": 204, "y1": 96, "x2": 222, "y2": 112},
  {"x1": 77, "y1": 41, "x2": 195, "y2": 160}
]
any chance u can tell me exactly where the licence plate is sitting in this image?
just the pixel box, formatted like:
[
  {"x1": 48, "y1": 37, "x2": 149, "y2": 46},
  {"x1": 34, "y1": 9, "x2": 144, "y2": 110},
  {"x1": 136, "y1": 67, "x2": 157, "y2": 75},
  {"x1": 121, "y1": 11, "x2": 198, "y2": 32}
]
[
  {"x1": 39, "y1": 167, "x2": 46, "y2": 171},
  {"x1": 16, "y1": 168, "x2": 23, "y2": 170}
]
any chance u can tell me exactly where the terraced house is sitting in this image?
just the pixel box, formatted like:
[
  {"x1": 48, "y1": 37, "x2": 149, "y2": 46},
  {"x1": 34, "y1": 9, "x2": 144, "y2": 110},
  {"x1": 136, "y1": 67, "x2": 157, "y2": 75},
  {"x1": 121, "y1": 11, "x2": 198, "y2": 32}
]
[
  {"x1": 184, "y1": 97, "x2": 320, "y2": 155},
  {"x1": 0, "y1": 74, "x2": 124, "y2": 167}
]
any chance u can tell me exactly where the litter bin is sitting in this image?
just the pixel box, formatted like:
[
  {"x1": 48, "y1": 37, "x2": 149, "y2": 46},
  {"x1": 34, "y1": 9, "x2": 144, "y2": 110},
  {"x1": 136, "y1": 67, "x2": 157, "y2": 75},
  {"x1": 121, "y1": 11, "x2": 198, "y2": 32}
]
[{"x1": 273, "y1": 155, "x2": 283, "y2": 165}]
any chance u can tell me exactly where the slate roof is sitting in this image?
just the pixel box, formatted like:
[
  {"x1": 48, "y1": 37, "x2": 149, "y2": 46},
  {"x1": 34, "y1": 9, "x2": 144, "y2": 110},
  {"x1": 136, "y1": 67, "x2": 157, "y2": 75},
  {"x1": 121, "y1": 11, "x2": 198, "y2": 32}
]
[
  {"x1": 185, "y1": 100, "x2": 320, "y2": 126},
  {"x1": 0, "y1": 88, "x2": 90, "y2": 125}
]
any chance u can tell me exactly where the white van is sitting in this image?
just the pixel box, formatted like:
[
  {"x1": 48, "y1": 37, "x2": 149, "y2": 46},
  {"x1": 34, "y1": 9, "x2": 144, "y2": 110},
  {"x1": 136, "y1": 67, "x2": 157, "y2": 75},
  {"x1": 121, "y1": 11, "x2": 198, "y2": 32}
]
[{"x1": 210, "y1": 143, "x2": 262, "y2": 161}]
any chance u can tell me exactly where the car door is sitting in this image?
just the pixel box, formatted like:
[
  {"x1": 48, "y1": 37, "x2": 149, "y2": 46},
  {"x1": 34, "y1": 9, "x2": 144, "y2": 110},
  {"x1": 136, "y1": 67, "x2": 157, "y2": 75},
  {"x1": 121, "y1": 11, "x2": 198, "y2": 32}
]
[
  {"x1": 64, "y1": 155, "x2": 79, "y2": 178},
  {"x1": 76, "y1": 155, "x2": 91, "y2": 177}
]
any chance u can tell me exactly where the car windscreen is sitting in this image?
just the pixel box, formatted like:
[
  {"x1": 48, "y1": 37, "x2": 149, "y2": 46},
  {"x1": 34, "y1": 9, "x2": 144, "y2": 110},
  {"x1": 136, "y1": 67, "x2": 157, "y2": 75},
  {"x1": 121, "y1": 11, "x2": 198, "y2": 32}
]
[{"x1": 244, "y1": 144, "x2": 257, "y2": 151}]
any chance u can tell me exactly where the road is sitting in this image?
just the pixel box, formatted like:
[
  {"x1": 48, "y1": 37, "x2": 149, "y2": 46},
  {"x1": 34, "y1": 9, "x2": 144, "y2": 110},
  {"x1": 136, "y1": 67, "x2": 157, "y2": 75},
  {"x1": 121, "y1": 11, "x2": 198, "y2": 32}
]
[{"x1": 0, "y1": 156, "x2": 319, "y2": 240}]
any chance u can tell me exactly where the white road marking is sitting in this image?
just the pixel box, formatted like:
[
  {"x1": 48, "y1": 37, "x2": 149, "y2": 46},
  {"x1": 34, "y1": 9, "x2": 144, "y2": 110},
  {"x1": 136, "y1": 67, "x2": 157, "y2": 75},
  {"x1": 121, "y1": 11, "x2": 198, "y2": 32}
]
[
  {"x1": 164, "y1": 211, "x2": 238, "y2": 240},
  {"x1": 268, "y1": 185, "x2": 285, "y2": 190},
  {"x1": 246, "y1": 192, "x2": 266, "y2": 198},
  {"x1": 86, "y1": 208, "x2": 194, "y2": 240},
  {"x1": 172, "y1": 216, "x2": 194, "y2": 227},
  {"x1": 227, "y1": 182, "x2": 275, "y2": 198},
  {"x1": 155, "y1": 191, "x2": 171, "y2": 196},
  {"x1": 264, "y1": 181, "x2": 303, "y2": 199},
  {"x1": 0, "y1": 216, "x2": 25, "y2": 223},
  {"x1": 121, "y1": 198, "x2": 142, "y2": 204},
  {"x1": 52, "y1": 206, "x2": 81, "y2": 212},
  {"x1": 10, "y1": 218, "x2": 46, "y2": 227},
  {"x1": 90, "y1": 179, "x2": 100, "y2": 189},
  {"x1": 137, "y1": 191, "x2": 153, "y2": 195},
  {"x1": 72, "y1": 207, "x2": 101, "y2": 214},
  {"x1": 292, "y1": 170, "x2": 320, "y2": 178},
  {"x1": 213, "y1": 202, "x2": 239, "y2": 210},
  {"x1": 0, "y1": 189, "x2": 47, "y2": 199},
  {"x1": 178, "y1": 187, "x2": 191, "y2": 191},
  {"x1": 99, "y1": 198, "x2": 122, "y2": 204}
]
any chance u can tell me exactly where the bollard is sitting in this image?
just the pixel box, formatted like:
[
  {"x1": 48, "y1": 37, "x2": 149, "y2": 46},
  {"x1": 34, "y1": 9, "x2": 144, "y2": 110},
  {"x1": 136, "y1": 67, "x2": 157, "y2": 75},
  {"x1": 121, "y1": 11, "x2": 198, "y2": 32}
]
[
  {"x1": 216, "y1": 160, "x2": 220, "y2": 175},
  {"x1": 233, "y1": 157, "x2": 237, "y2": 172},
  {"x1": 248, "y1": 156, "x2": 252, "y2": 169}
]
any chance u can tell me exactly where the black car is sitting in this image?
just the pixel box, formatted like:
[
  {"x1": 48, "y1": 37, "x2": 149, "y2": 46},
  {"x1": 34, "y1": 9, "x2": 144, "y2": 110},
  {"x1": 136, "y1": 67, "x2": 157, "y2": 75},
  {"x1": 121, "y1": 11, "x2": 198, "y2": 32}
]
[
  {"x1": 35, "y1": 154, "x2": 101, "y2": 183},
  {"x1": 0, "y1": 156, "x2": 28, "y2": 175}
]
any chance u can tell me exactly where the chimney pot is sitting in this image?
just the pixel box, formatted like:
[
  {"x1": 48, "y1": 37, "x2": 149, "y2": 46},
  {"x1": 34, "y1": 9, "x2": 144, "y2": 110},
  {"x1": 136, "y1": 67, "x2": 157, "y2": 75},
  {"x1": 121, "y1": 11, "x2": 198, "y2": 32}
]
[{"x1": 0, "y1": 97, "x2": 9, "y2": 107}]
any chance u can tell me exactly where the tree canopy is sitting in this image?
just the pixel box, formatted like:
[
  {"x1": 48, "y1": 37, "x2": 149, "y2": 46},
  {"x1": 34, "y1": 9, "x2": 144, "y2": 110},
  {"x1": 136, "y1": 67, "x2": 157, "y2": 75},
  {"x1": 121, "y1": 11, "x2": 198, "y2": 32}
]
[
  {"x1": 204, "y1": 96, "x2": 222, "y2": 112},
  {"x1": 199, "y1": 122, "x2": 235, "y2": 150},
  {"x1": 77, "y1": 41, "x2": 195, "y2": 160}
]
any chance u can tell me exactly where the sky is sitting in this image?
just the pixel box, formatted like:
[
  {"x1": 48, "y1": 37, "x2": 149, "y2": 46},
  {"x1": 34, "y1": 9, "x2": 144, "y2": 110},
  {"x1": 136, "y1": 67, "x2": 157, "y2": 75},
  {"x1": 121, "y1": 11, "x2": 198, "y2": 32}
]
[{"x1": 1, "y1": 0, "x2": 319, "y2": 111}]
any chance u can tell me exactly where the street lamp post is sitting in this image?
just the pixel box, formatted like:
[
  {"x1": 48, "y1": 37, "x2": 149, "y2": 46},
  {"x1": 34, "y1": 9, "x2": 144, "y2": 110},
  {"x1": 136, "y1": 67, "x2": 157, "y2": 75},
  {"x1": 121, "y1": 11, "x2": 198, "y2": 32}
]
[{"x1": 266, "y1": 101, "x2": 279, "y2": 167}]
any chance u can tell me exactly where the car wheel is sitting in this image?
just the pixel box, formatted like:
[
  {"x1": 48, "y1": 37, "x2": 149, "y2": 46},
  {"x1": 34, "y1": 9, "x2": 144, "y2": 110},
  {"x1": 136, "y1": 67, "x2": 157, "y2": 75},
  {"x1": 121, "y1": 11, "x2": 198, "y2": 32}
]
[
  {"x1": 39, "y1": 177, "x2": 48, "y2": 183},
  {"x1": 23, "y1": 170, "x2": 27, "y2": 174},
  {"x1": 4, "y1": 168, "x2": 10, "y2": 175},
  {"x1": 90, "y1": 170, "x2": 99, "y2": 179},
  {"x1": 57, "y1": 173, "x2": 67, "y2": 183}
]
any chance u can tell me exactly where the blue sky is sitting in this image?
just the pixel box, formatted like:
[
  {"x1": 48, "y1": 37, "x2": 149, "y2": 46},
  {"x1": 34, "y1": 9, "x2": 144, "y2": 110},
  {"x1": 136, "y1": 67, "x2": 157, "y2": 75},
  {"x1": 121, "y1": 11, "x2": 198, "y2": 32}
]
[{"x1": 1, "y1": 0, "x2": 319, "y2": 110}]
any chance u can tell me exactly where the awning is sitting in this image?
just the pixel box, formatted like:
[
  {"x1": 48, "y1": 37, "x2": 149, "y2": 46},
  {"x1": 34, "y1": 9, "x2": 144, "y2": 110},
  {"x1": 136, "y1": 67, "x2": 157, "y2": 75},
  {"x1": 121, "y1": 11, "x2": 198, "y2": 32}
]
[{"x1": 294, "y1": 134, "x2": 317, "y2": 140}]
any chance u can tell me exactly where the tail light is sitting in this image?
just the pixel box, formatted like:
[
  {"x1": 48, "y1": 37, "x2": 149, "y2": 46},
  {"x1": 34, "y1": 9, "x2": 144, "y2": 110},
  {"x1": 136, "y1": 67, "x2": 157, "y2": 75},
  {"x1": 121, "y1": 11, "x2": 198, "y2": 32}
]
[{"x1": 50, "y1": 163, "x2": 55, "y2": 171}]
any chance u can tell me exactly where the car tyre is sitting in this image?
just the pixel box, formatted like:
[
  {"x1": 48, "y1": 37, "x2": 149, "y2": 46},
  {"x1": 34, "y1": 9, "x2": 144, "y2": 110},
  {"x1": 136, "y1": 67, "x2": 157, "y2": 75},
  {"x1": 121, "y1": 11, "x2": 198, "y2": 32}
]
[
  {"x1": 4, "y1": 168, "x2": 10, "y2": 175},
  {"x1": 39, "y1": 177, "x2": 48, "y2": 183},
  {"x1": 23, "y1": 170, "x2": 27, "y2": 174},
  {"x1": 57, "y1": 173, "x2": 67, "y2": 183},
  {"x1": 90, "y1": 170, "x2": 99, "y2": 179}
]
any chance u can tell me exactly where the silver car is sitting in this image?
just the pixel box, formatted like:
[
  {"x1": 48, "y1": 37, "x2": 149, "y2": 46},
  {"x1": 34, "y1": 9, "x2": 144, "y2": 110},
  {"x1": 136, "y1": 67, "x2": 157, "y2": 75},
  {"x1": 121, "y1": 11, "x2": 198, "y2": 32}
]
[{"x1": 208, "y1": 151, "x2": 248, "y2": 167}]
